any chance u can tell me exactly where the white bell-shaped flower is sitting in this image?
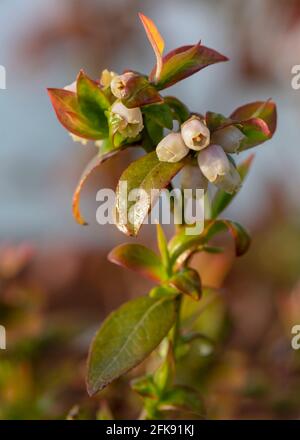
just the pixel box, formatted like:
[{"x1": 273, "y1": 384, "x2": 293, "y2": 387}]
[
  {"x1": 181, "y1": 116, "x2": 210, "y2": 151},
  {"x1": 197, "y1": 144, "x2": 241, "y2": 194},
  {"x1": 156, "y1": 133, "x2": 189, "y2": 163},
  {"x1": 111, "y1": 101, "x2": 143, "y2": 138}
]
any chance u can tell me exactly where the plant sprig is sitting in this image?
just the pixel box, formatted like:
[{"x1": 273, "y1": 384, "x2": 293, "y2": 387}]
[{"x1": 48, "y1": 12, "x2": 277, "y2": 419}]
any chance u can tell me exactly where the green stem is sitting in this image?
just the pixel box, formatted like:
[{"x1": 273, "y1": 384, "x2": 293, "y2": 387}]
[{"x1": 170, "y1": 294, "x2": 182, "y2": 348}]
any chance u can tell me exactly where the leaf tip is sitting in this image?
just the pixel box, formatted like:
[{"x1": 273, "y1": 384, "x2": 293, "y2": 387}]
[
  {"x1": 138, "y1": 12, "x2": 164, "y2": 53},
  {"x1": 138, "y1": 12, "x2": 165, "y2": 80}
]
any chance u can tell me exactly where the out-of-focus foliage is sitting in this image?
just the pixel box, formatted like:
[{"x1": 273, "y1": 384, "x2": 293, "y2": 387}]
[{"x1": 1, "y1": 191, "x2": 299, "y2": 419}]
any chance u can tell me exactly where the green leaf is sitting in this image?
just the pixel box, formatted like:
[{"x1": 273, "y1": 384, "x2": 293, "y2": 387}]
[
  {"x1": 87, "y1": 295, "x2": 178, "y2": 395},
  {"x1": 230, "y1": 100, "x2": 277, "y2": 150},
  {"x1": 231, "y1": 100, "x2": 277, "y2": 133},
  {"x1": 48, "y1": 70, "x2": 111, "y2": 140},
  {"x1": 72, "y1": 141, "x2": 122, "y2": 225},
  {"x1": 115, "y1": 151, "x2": 184, "y2": 236},
  {"x1": 150, "y1": 43, "x2": 228, "y2": 90},
  {"x1": 48, "y1": 88, "x2": 106, "y2": 140},
  {"x1": 169, "y1": 268, "x2": 202, "y2": 301},
  {"x1": 108, "y1": 243, "x2": 166, "y2": 282},
  {"x1": 164, "y1": 96, "x2": 190, "y2": 124},
  {"x1": 211, "y1": 154, "x2": 254, "y2": 219},
  {"x1": 237, "y1": 118, "x2": 270, "y2": 150},
  {"x1": 76, "y1": 71, "x2": 109, "y2": 138},
  {"x1": 149, "y1": 285, "x2": 179, "y2": 299},
  {"x1": 142, "y1": 103, "x2": 174, "y2": 130},
  {"x1": 205, "y1": 111, "x2": 231, "y2": 132},
  {"x1": 144, "y1": 116, "x2": 164, "y2": 146},
  {"x1": 156, "y1": 224, "x2": 170, "y2": 271}
]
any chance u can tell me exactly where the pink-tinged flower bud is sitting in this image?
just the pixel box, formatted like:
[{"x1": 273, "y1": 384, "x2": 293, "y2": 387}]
[
  {"x1": 156, "y1": 133, "x2": 189, "y2": 163},
  {"x1": 211, "y1": 125, "x2": 245, "y2": 153},
  {"x1": 64, "y1": 81, "x2": 77, "y2": 93},
  {"x1": 111, "y1": 101, "x2": 143, "y2": 138},
  {"x1": 181, "y1": 164, "x2": 208, "y2": 193},
  {"x1": 100, "y1": 69, "x2": 117, "y2": 89},
  {"x1": 197, "y1": 144, "x2": 241, "y2": 194},
  {"x1": 181, "y1": 116, "x2": 210, "y2": 151},
  {"x1": 110, "y1": 72, "x2": 138, "y2": 99}
]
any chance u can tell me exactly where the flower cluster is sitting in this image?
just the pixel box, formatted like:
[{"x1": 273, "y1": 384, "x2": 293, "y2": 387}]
[
  {"x1": 48, "y1": 12, "x2": 276, "y2": 229},
  {"x1": 64, "y1": 71, "x2": 144, "y2": 146},
  {"x1": 157, "y1": 116, "x2": 245, "y2": 194}
]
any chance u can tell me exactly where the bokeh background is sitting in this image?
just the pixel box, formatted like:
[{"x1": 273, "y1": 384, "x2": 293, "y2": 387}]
[{"x1": 0, "y1": 0, "x2": 299, "y2": 419}]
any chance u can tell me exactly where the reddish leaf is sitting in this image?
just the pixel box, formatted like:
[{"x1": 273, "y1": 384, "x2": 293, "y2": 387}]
[
  {"x1": 139, "y1": 13, "x2": 165, "y2": 80},
  {"x1": 231, "y1": 100, "x2": 277, "y2": 133},
  {"x1": 48, "y1": 88, "x2": 107, "y2": 140},
  {"x1": 121, "y1": 74, "x2": 163, "y2": 108},
  {"x1": 108, "y1": 243, "x2": 166, "y2": 282},
  {"x1": 205, "y1": 219, "x2": 251, "y2": 257},
  {"x1": 206, "y1": 101, "x2": 277, "y2": 150},
  {"x1": 230, "y1": 100, "x2": 277, "y2": 150},
  {"x1": 150, "y1": 43, "x2": 228, "y2": 90}
]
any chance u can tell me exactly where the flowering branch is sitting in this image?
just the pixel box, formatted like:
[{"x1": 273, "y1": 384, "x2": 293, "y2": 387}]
[{"x1": 48, "y1": 13, "x2": 277, "y2": 419}]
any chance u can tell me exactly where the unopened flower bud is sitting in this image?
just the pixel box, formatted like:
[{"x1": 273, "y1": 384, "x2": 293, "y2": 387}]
[
  {"x1": 211, "y1": 125, "x2": 245, "y2": 153},
  {"x1": 181, "y1": 164, "x2": 208, "y2": 193},
  {"x1": 110, "y1": 72, "x2": 138, "y2": 99},
  {"x1": 156, "y1": 133, "x2": 189, "y2": 163},
  {"x1": 100, "y1": 69, "x2": 117, "y2": 89},
  {"x1": 197, "y1": 144, "x2": 241, "y2": 194},
  {"x1": 111, "y1": 101, "x2": 143, "y2": 138},
  {"x1": 181, "y1": 116, "x2": 210, "y2": 151}
]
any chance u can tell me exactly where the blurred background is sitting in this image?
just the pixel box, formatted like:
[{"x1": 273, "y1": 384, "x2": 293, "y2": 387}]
[{"x1": 0, "y1": 0, "x2": 299, "y2": 419}]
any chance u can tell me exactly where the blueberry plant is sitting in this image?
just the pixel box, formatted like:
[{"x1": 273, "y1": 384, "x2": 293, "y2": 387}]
[{"x1": 48, "y1": 14, "x2": 277, "y2": 419}]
